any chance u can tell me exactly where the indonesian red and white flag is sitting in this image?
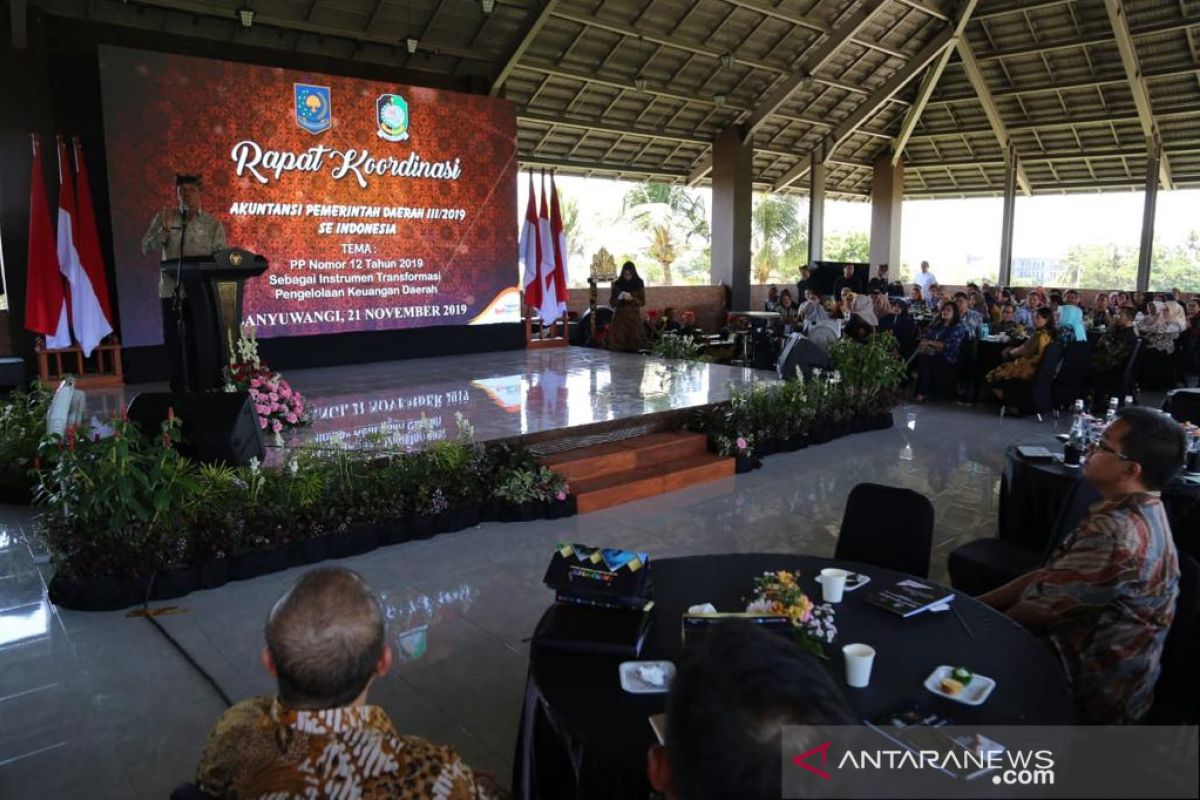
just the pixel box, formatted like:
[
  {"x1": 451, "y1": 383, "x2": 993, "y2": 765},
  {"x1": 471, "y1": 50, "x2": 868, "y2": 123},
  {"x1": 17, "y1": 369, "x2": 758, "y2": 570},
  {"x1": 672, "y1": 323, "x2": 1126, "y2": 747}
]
[
  {"x1": 537, "y1": 172, "x2": 559, "y2": 324},
  {"x1": 24, "y1": 134, "x2": 70, "y2": 348},
  {"x1": 548, "y1": 175, "x2": 570, "y2": 321},
  {"x1": 72, "y1": 138, "x2": 114, "y2": 332},
  {"x1": 56, "y1": 136, "x2": 112, "y2": 356},
  {"x1": 518, "y1": 172, "x2": 543, "y2": 312}
]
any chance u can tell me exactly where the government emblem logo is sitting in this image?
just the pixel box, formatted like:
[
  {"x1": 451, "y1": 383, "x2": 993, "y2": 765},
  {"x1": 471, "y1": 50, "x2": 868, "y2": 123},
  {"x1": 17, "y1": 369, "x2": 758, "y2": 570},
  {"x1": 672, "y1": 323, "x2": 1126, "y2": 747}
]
[
  {"x1": 376, "y1": 94, "x2": 410, "y2": 142},
  {"x1": 294, "y1": 83, "x2": 332, "y2": 135}
]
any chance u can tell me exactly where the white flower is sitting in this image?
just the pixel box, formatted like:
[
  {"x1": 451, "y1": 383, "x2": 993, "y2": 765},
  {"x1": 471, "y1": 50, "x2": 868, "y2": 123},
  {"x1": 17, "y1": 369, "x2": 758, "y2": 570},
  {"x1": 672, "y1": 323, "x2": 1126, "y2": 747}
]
[
  {"x1": 289, "y1": 459, "x2": 299, "y2": 476},
  {"x1": 248, "y1": 456, "x2": 261, "y2": 474}
]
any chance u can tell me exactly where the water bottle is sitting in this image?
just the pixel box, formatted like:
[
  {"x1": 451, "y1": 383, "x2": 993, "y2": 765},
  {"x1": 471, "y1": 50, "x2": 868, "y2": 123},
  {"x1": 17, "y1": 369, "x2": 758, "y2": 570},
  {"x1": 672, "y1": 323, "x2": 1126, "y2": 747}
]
[
  {"x1": 1123, "y1": 395, "x2": 1134, "y2": 408},
  {"x1": 980, "y1": 323, "x2": 990, "y2": 339},
  {"x1": 1186, "y1": 431, "x2": 1200, "y2": 474},
  {"x1": 1065, "y1": 399, "x2": 1086, "y2": 465},
  {"x1": 1105, "y1": 397, "x2": 1119, "y2": 424}
]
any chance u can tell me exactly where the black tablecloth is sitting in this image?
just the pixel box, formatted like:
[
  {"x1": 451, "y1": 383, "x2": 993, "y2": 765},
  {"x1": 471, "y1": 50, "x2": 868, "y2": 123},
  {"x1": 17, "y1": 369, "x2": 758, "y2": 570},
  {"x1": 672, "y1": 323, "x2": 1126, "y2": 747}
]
[
  {"x1": 515, "y1": 553, "x2": 1072, "y2": 800},
  {"x1": 1000, "y1": 446, "x2": 1200, "y2": 558}
]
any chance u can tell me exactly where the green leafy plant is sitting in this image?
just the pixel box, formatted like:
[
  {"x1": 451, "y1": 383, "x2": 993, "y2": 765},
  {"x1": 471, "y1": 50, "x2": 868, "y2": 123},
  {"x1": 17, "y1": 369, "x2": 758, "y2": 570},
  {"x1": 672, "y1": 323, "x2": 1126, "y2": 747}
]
[
  {"x1": 0, "y1": 384, "x2": 52, "y2": 491},
  {"x1": 650, "y1": 333, "x2": 706, "y2": 362}
]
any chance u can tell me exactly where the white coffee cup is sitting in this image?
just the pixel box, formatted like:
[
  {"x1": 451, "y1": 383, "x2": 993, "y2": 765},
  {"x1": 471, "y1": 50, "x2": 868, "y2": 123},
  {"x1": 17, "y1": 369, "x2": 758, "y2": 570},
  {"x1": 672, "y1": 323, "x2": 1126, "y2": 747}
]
[
  {"x1": 842, "y1": 643, "x2": 876, "y2": 688},
  {"x1": 819, "y1": 568, "x2": 848, "y2": 603}
]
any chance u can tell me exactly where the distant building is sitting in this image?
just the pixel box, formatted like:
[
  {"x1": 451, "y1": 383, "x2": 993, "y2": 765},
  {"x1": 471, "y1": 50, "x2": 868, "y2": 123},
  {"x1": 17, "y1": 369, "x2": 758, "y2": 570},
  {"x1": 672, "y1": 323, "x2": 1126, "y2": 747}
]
[{"x1": 1012, "y1": 256, "x2": 1065, "y2": 285}]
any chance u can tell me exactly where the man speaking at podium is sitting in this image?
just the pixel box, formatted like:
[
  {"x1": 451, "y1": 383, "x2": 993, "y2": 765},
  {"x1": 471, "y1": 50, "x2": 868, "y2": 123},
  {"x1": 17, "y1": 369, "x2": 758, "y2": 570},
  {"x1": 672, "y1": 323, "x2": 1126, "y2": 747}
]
[{"x1": 141, "y1": 173, "x2": 227, "y2": 390}]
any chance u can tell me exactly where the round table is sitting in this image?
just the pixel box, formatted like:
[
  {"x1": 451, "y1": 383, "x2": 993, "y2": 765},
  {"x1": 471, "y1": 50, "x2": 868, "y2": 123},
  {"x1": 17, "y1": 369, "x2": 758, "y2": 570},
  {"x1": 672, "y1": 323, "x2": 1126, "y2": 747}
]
[
  {"x1": 1000, "y1": 446, "x2": 1200, "y2": 559},
  {"x1": 514, "y1": 553, "x2": 1072, "y2": 800}
]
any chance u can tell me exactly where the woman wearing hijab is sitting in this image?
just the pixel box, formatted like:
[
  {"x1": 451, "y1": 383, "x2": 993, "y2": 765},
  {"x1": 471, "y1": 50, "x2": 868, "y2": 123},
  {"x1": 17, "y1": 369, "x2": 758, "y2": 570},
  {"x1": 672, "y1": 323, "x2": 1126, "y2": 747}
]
[
  {"x1": 840, "y1": 289, "x2": 878, "y2": 327},
  {"x1": 777, "y1": 289, "x2": 800, "y2": 324},
  {"x1": 607, "y1": 261, "x2": 647, "y2": 352},
  {"x1": 800, "y1": 289, "x2": 829, "y2": 325},
  {"x1": 879, "y1": 298, "x2": 918, "y2": 359}
]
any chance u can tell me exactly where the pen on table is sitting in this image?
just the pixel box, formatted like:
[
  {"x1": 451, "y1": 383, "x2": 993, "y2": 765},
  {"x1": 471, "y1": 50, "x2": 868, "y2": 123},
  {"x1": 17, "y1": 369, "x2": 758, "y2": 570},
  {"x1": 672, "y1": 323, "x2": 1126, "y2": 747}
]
[{"x1": 951, "y1": 604, "x2": 974, "y2": 638}]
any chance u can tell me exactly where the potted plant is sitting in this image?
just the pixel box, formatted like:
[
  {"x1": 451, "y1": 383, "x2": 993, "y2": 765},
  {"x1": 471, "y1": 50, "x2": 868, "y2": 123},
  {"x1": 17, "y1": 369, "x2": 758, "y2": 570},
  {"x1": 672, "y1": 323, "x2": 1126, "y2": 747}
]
[{"x1": 0, "y1": 385, "x2": 52, "y2": 504}]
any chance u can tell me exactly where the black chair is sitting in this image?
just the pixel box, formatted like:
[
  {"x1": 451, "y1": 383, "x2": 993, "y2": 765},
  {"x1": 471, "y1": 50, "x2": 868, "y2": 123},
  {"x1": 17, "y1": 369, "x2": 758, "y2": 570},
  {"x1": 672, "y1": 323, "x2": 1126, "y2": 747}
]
[
  {"x1": 1052, "y1": 339, "x2": 1093, "y2": 410},
  {"x1": 1145, "y1": 551, "x2": 1199, "y2": 724},
  {"x1": 948, "y1": 476, "x2": 1098, "y2": 596},
  {"x1": 1000, "y1": 341, "x2": 1064, "y2": 420},
  {"x1": 835, "y1": 483, "x2": 934, "y2": 578},
  {"x1": 1162, "y1": 388, "x2": 1200, "y2": 425},
  {"x1": 1116, "y1": 338, "x2": 1143, "y2": 404}
]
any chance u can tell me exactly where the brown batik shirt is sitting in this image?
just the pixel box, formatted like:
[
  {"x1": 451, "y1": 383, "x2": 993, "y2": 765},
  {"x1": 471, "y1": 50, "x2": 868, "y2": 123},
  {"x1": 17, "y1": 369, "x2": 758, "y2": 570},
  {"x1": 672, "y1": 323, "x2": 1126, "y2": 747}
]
[{"x1": 196, "y1": 696, "x2": 502, "y2": 799}]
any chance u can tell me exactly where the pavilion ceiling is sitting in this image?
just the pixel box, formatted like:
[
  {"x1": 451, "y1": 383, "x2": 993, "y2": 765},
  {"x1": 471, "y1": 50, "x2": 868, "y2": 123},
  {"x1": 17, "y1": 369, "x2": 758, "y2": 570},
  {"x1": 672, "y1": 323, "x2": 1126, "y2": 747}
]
[{"x1": 33, "y1": 0, "x2": 1200, "y2": 198}]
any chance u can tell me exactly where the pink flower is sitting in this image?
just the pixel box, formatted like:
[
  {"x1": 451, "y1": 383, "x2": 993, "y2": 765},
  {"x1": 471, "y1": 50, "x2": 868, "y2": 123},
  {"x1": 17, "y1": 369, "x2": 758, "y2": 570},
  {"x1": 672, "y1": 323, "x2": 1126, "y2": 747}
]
[
  {"x1": 259, "y1": 418, "x2": 268, "y2": 429},
  {"x1": 272, "y1": 420, "x2": 283, "y2": 433},
  {"x1": 286, "y1": 414, "x2": 298, "y2": 424},
  {"x1": 555, "y1": 490, "x2": 567, "y2": 502},
  {"x1": 268, "y1": 392, "x2": 278, "y2": 402},
  {"x1": 735, "y1": 437, "x2": 747, "y2": 450},
  {"x1": 250, "y1": 378, "x2": 261, "y2": 388}
]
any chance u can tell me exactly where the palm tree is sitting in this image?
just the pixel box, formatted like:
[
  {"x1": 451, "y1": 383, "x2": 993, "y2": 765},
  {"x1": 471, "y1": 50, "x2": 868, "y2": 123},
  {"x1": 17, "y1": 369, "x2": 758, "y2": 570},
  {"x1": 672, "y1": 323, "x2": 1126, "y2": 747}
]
[
  {"x1": 622, "y1": 182, "x2": 708, "y2": 286},
  {"x1": 560, "y1": 196, "x2": 585, "y2": 261},
  {"x1": 751, "y1": 193, "x2": 806, "y2": 284}
]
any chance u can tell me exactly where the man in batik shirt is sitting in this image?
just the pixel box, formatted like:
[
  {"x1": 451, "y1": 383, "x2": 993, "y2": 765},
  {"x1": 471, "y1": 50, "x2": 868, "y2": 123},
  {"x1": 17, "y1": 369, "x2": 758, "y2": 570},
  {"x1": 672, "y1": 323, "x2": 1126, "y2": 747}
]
[
  {"x1": 195, "y1": 567, "x2": 501, "y2": 799},
  {"x1": 981, "y1": 407, "x2": 1183, "y2": 723}
]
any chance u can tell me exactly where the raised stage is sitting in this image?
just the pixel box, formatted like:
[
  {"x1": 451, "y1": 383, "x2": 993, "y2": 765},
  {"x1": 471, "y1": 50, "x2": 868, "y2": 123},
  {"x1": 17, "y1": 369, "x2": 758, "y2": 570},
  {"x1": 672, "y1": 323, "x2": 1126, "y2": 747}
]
[{"x1": 87, "y1": 348, "x2": 777, "y2": 454}]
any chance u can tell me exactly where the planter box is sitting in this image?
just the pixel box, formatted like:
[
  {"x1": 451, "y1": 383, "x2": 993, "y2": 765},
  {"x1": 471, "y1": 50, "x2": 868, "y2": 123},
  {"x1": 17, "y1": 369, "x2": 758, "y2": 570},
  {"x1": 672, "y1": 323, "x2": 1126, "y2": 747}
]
[
  {"x1": 0, "y1": 474, "x2": 32, "y2": 505},
  {"x1": 149, "y1": 564, "x2": 199, "y2": 601},
  {"x1": 229, "y1": 547, "x2": 290, "y2": 581},
  {"x1": 289, "y1": 536, "x2": 329, "y2": 567},
  {"x1": 381, "y1": 521, "x2": 411, "y2": 546},
  {"x1": 734, "y1": 454, "x2": 761, "y2": 474},
  {"x1": 48, "y1": 572, "x2": 150, "y2": 612},
  {"x1": 197, "y1": 559, "x2": 230, "y2": 590},
  {"x1": 327, "y1": 524, "x2": 381, "y2": 558},
  {"x1": 546, "y1": 496, "x2": 576, "y2": 519},
  {"x1": 408, "y1": 514, "x2": 437, "y2": 540}
]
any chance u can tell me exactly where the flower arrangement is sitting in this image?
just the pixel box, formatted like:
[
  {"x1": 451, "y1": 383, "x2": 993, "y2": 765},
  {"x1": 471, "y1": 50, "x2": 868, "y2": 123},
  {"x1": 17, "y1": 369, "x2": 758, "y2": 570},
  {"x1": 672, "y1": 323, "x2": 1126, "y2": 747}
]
[
  {"x1": 713, "y1": 432, "x2": 754, "y2": 458},
  {"x1": 745, "y1": 570, "x2": 837, "y2": 657},
  {"x1": 225, "y1": 325, "x2": 310, "y2": 444}
]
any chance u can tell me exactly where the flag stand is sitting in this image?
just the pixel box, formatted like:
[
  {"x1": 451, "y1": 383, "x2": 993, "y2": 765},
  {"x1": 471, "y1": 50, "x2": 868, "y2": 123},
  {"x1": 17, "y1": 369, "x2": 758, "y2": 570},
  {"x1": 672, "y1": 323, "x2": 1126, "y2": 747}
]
[
  {"x1": 524, "y1": 295, "x2": 569, "y2": 350},
  {"x1": 36, "y1": 335, "x2": 124, "y2": 388}
]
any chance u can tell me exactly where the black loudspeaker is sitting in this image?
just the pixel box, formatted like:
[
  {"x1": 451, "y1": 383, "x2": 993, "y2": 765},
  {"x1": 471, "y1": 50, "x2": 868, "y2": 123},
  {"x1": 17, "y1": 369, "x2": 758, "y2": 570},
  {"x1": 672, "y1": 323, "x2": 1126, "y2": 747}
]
[
  {"x1": 777, "y1": 333, "x2": 830, "y2": 380},
  {"x1": 127, "y1": 391, "x2": 265, "y2": 465}
]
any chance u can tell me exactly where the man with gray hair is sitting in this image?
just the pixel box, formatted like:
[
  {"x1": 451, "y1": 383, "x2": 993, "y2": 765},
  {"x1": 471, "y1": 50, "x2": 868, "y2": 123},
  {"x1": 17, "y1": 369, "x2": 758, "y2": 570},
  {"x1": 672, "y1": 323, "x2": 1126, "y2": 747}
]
[{"x1": 195, "y1": 567, "x2": 500, "y2": 798}]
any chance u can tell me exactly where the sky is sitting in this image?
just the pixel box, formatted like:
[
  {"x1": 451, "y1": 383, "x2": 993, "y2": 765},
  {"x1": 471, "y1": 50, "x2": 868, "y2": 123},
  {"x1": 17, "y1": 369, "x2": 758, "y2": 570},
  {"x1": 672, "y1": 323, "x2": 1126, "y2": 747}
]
[{"x1": 519, "y1": 171, "x2": 1200, "y2": 287}]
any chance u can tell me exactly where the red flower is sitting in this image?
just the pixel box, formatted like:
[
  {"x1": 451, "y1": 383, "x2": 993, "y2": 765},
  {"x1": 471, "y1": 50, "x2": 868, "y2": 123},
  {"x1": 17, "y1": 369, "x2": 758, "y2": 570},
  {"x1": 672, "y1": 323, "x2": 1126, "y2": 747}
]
[
  {"x1": 66, "y1": 426, "x2": 76, "y2": 451},
  {"x1": 167, "y1": 406, "x2": 175, "y2": 421}
]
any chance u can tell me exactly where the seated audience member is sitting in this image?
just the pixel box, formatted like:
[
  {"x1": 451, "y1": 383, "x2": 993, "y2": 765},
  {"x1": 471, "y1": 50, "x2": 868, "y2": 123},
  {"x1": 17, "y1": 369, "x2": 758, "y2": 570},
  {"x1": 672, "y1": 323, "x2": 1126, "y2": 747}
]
[
  {"x1": 887, "y1": 280, "x2": 906, "y2": 297},
  {"x1": 879, "y1": 298, "x2": 917, "y2": 357},
  {"x1": 986, "y1": 306, "x2": 1057, "y2": 408},
  {"x1": 677, "y1": 309, "x2": 703, "y2": 339},
  {"x1": 981, "y1": 408, "x2": 1184, "y2": 723},
  {"x1": 841, "y1": 288, "x2": 878, "y2": 327},
  {"x1": 800, "y1": 289, "x2": 829, "y2": 324},
  {"x1": 867, "y1": 263, "x2": 890, "y2": 295},
  {"x1": 993, "y1": 304, "x2": 1019, "y2": 334},
  {"x1": 833, "y1": 263, "x2": 864, "y2": 297},
  {"x1": 870, "y1": 290, "x2": 891, "y2": 323},
  {"x1": 1115, "y1": 291, "x2": 1130, "y2": 311},
  {"x1": 925, "y1": 284, "x2": 943, "y2": 311},
  {"x1": 764, "y1": 285, "x2": 780, "y2": 313},
  {"x1": 195, "y1": 567, "x2": 501, "y2": 799},
  {"x1": 1138, "y1": 300, "x2": 1184, "y2": 355},
  {"x1": 1048, "y1": 292, "x2": 1080, "y2": 342},
  {"x1": 955, "y1": 292, "x2": 984, "y2": 338},
  {"x1": 647, "y1": 620, "x2": 854, "y2": 800},
  {"x1": 909, "y1": 284, "x2": 924, "y2": 305},
  {"x1": 1014, "y1": 293, "x2": 1038, "y2": 328},
  {"x1": 777, "y1": 289, "x2": 799, "y2": 324},
  {"x1": 1184, "y1": 301, "x2": 1200, "y2": 380},
  {"x1": 912, "y1": 301, "x2": 968, "y2": 402},
  {"x1": 1090, "y1": 306, "x2": 1139, "y2": 411},
  {"x1": 1061, "y1": 290, "x2": 1088, "y2": 340},
  {"x1": 661, "y1": 307, "x2": 682, "y2": 334},
  {"x1": 1089, "y1": 294, "x2": 1112, "y2": 328}
]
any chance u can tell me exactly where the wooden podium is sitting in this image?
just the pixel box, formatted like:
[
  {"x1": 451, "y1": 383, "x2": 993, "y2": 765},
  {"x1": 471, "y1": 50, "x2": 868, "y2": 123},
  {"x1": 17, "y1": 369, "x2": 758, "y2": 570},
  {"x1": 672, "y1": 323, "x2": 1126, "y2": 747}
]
[{"x1": 162, "y1": 248, "x2": 267, "y2": 391}]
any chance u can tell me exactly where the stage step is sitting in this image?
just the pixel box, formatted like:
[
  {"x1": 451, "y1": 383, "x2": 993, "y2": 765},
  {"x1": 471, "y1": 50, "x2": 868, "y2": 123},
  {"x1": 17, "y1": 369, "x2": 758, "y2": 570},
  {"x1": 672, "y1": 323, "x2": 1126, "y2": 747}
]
[
  {"x1": 544, "y1": 432, "x2": 734, "y2": 514},
  {"x1": 543, "y1": 431, "x2": 710, "y2": 482}
]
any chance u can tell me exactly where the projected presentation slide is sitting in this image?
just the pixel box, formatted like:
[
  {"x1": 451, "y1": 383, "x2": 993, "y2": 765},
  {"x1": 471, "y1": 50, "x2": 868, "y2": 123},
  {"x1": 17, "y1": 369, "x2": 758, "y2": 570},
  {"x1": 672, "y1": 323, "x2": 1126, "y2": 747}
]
[{"x1": 99, "y1": 45, "x2": 520, "y2": 346}]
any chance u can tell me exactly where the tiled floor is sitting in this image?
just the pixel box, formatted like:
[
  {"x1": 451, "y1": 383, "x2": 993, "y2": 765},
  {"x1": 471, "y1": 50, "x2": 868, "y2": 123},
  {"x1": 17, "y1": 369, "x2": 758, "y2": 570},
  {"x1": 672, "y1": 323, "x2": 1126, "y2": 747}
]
[{"x1": 0, "y1": 399, "x2": 1077, "y2": 798}]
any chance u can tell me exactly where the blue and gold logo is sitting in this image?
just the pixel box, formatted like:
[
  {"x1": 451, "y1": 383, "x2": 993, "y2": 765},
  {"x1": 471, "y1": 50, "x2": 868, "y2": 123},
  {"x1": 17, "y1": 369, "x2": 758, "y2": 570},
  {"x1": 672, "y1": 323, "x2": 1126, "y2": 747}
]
[
  {"x1": 376, "y1": 94, "x2": 410, "y2": 142},
  {"x1": 294, "y1": 83, "x2": 332, "y2": 135}
]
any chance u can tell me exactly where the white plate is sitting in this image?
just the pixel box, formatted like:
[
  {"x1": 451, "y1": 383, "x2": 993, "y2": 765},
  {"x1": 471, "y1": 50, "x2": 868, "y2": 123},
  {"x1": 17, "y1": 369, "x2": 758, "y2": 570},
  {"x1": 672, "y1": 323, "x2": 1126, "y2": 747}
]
[
  {"x1": 924, "y1": 666, "x2": 996, "y2": 706},
  {"x1": 620, "y1": 661, "x2": 676, "y2": 694}
]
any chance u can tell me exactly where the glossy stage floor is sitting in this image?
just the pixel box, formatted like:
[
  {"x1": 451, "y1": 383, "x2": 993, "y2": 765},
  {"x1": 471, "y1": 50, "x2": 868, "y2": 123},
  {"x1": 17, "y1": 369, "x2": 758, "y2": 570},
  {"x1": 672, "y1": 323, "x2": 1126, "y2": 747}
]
[{"x1": 90, "y1": 347, "x2": 777, "y2": 451}]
